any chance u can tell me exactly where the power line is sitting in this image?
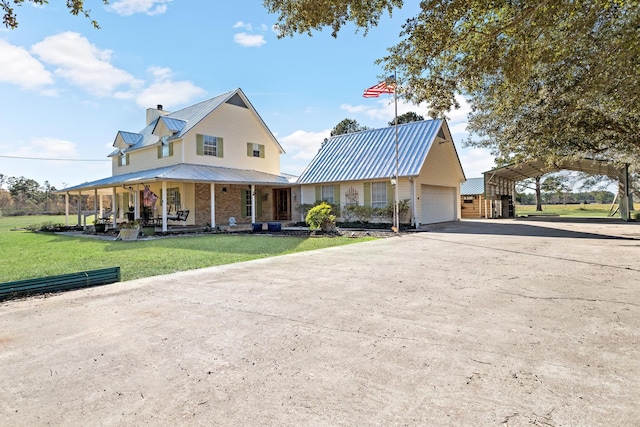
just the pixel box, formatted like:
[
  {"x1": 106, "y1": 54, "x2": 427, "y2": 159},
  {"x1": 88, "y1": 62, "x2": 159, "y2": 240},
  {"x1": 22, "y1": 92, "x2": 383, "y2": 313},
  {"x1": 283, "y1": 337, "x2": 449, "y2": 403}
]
[{"x1": 0, "y1": 155, "x2": 109, "y2": 162}]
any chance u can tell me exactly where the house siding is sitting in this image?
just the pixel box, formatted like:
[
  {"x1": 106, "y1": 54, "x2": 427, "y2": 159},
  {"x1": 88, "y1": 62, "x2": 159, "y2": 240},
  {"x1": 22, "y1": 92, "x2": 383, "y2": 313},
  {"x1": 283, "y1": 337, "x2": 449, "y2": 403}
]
[
  {"x1": 413, "y1": 139, "x2": 464, "y2": 222},
  {"x1": 112, "y1": 141, "x2": 184, "y2": 176},
  {"x1": 183, "y1": 103, "x2": 280, "y2": 175}
]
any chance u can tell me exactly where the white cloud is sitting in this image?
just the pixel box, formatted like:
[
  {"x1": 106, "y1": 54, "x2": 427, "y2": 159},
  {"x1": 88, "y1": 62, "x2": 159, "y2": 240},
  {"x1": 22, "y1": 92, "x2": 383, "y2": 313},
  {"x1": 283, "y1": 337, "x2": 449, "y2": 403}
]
[
  {"x1": 135, "y1": 66, "x2": 205, "y2": 108},
  {"x1": 233, "y1": 21, "x2": 252, "y2": 31},
  {"x1": 31, "y1": 32, "x2": 143, "y2": 97},
  {"x1": 0, "y1": 39, "x2": 54, "y2": 91},
  {"x1": 234, "y1": 32, "x2": 266, "y2": 48},
  {"x1": 457, "y1": 148, "x2": 496, "y2": 178},
  {"x1": 109, "y1": 0, "x2": 172, "y2": 16},
  {"x1": 7, "y1": 137, "x2": 79, "y2": 159},
  {"x1": 279, "y1": 129, "x2": 330, "y2": 174}
]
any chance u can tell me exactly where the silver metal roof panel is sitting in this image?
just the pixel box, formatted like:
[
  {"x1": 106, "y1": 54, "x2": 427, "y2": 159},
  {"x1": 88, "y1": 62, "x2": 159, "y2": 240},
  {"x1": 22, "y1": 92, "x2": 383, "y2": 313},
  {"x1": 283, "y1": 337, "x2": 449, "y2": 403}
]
[
  {"x1": 297, "y1": 120, "x2": 444, "y2": 184},
  {"x1": 59, "y1": 163, "x2": 291, "y2": 192},
  {"x1": 460, "y1": 177, "x2": 485, "y2": 195}
]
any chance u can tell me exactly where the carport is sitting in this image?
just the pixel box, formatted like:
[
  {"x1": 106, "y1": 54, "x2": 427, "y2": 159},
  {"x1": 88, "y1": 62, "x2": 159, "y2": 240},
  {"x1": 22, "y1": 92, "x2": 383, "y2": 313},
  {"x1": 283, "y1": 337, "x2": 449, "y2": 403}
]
[{"x1": 482, "y1": 158, "x2": 632, "y2": 220}]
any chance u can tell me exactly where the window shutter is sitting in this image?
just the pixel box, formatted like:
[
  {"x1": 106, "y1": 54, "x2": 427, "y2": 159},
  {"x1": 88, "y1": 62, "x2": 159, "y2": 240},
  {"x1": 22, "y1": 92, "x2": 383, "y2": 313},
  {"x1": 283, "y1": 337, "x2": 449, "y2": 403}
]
[
  {"x1": 125, "y1": 154, "x2": 130, "y2": 165},
  {"x1": 333, "y1": 185, "x2": 340, "y2": 206},
  {"x1": 157, "y1": 146, "x2": 162, "y2": 159},
  {"x1": 217, "y1": 138, "x2": 223, "y2": 158},
  {"x1": 117, "y1": 156, "x2": 122, "y2": 167},
  {"x1": 247, "y1": 143, "x2": 252, "y2": 157},
  {"x1": 315, "y1": 186, "x2": 321, "y2": 202},
  {"x1": 257, "y1": 190, "x2": 263, "y2": 216},
  {"x1": 169, "y1": 142, "x2": 174, "y2": 156},
  {"x1": 241, "y1": 190, "x2": 248, "y2": 217},
  {"x1": 196, "y1": 134, "x2": 204, "y2": 155},
  {"x1": 259, "y1": 144, "x2": 265, "y2": 158},
  {"x1": 387, "y1": 182, "x2": 394, "y2": 206},
  {"x1": 364, "y1": 183, "x2": 371, "y2": 206}
]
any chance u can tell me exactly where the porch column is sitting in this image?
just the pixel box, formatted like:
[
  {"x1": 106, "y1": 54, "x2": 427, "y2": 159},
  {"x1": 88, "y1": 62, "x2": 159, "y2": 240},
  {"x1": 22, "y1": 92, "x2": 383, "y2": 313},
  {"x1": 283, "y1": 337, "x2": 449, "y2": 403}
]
[
  {"x1": 112, "y1": 187, "x2": 117, "y2": 228},
  {"x1": 161, "y1": 182, "x2": 167, "y2": 232},
  {"x1": 94, "y1": 189, "x2": 98, "y2": 223},
  {"x1": 65, "y1": 193, "x2": 69, "y2": 226},
  {"x1": 134, "y1": 184, "x2": 140, "y2": 219},
  {"x1": 251, "y1": 184, "x2": 256, "y2": 224},
  {"x1": 210, "y1": 183, "x2": 216, "y2": 228},
  {"x1": 77, "y1": 192, "x2": 82, "y2": 226}
]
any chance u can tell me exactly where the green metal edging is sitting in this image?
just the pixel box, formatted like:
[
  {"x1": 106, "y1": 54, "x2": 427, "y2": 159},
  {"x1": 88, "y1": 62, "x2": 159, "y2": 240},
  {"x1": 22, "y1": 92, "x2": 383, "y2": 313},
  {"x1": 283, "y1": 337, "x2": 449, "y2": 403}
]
[{"x1": 0, "y1": 267, "x2": 121, "y2": 301}]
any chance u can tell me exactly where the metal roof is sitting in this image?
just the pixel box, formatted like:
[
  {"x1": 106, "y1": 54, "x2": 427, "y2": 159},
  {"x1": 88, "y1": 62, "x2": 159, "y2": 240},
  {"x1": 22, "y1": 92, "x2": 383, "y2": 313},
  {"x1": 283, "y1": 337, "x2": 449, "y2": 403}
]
[
  {"x1": 485, "y1": 158, "x2": 627, "y2": 183},
  {"x1": 118, "y1": 131, "x2": 143, "y2": 145},
  {"x1": 115, "y1": 88, "x2": 285, "y2": 154},
  {"x1": 460, "y1": 177, "x2": 485, "y2": 195},
  {"x1": 59, "y1": 163, "x2": 291, "y2": 193},
  {"x1": 297, "y1": 120, "x2": 461, "y2": 184}
]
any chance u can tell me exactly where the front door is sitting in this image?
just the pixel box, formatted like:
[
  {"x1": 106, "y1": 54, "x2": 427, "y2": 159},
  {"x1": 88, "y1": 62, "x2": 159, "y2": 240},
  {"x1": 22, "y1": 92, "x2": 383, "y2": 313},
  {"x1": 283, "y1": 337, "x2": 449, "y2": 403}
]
[{"x1": 273, "y1": 188, "x2": 291, "y2": 220}]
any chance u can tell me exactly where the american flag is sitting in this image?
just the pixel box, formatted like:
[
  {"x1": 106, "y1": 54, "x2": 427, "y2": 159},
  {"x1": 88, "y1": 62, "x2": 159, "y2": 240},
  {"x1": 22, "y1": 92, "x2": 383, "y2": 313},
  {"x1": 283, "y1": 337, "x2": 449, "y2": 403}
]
[{"x1": 363, "y1": 77, "x2": 396, "y2": 98}]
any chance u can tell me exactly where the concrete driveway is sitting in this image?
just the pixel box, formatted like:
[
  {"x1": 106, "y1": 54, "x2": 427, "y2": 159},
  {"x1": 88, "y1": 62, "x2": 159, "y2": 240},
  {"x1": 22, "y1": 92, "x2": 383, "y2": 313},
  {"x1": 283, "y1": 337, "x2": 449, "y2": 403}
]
[{"x1": 1, "y1": 218, "x2": 639, "y2": 426}]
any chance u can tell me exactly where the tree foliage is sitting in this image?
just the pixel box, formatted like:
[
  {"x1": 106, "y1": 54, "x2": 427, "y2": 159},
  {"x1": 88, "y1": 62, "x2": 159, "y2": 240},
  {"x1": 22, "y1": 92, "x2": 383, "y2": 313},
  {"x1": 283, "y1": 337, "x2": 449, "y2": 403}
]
[
  {"x1": 330, "y1": 118, "x2": 370, "y2": 136},
  {"x1": 264, "y1": 0, "x2": 640, "y2": 166},
  {"x1": 2, "y1": 0, "x2": 108, "y2": 29},
  {"x1": 389, "y1": 111, "x2": 423, "y2": 126}
]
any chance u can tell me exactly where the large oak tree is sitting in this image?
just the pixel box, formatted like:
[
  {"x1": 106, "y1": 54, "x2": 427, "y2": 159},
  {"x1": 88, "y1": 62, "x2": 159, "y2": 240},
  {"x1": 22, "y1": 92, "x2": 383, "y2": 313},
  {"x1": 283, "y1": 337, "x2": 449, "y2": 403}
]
[{"x1": 264, "y1": 0, "x2": 640, "y2": 166}]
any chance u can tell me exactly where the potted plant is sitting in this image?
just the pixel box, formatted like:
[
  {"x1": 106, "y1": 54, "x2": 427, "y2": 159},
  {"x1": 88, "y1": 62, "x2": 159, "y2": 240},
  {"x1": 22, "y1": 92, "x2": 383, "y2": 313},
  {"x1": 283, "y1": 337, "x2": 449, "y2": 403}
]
[
  {"x1": 118, "y1": 220, "x2": 140, "y2": 241},
  {"x1": 93, "y1": 219, "x2": 107, "y2": 233}
]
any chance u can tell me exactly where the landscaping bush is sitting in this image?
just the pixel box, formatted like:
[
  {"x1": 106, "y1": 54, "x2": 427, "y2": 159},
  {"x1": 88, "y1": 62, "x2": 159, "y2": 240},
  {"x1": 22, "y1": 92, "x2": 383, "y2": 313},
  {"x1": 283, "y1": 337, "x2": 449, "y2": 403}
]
[{"x1": 305, "y1": 202, "x2": 337, "y2": 233}]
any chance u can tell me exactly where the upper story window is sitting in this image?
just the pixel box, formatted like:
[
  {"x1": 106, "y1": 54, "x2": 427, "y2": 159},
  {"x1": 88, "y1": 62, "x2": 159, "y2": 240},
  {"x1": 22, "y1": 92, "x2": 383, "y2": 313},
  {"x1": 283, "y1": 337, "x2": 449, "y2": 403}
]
[
  {"x1": 158, "y1": 140, "x2": 173, "y2": 159},
  {"x1": 247, "y1": 142, "x2": 265, "y2": 158},
  {"x1": 204, "y1": 135, "x2": 218, "y2": 156},
  {"x1": 118, "y1": 152, "x2": 129, "y2": 167},
  {"x1": 197, "y1": 134, "x2": 224, "y2": 157},
  {"x1": 371, "y1": 182, "x2": 387, "y2": 208}
]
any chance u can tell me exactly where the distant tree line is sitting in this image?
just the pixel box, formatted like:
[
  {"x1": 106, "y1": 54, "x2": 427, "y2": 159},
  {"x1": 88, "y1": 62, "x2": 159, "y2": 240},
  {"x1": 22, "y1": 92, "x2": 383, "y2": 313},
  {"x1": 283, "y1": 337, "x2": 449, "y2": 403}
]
[
  {"x1": 0, "y1": 174, "x2": 102, "y2": 216},
  {"x1": 516, "y1": 190, "x2": 615, "y2": 206}
]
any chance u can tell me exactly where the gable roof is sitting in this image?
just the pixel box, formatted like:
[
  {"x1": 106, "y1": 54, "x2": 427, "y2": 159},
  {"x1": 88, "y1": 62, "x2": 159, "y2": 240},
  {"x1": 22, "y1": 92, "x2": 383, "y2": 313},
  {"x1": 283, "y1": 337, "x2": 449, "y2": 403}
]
[
  {"x1": 460, "y1": 177, "x2": 485, "y2": 195},
  {"x1": 297, "y1": 119, "x2": 464, "y2": 184},
  {"x1": 111, "y1": 88, "x2": 284, "y2": 155}
]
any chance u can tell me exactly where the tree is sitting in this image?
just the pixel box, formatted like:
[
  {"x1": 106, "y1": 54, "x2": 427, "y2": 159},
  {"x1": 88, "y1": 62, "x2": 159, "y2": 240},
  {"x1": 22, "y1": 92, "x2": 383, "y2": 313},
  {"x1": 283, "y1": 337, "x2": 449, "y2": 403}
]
[
  {"x1": 389, "y1": 111, "x2": 423, "y2": 126},
  {"x1": 2, "y1": 0, "x2": 108, "y2": 29},
  {"x1": 265, "y1": 0, "x2": 640, "y2": 165},
  {"x1": 330, "y1": 118, "x2": 370, "y2": 136},
  {"x1": 7, "y1": 176, "x2": 40, "y2": 207}
]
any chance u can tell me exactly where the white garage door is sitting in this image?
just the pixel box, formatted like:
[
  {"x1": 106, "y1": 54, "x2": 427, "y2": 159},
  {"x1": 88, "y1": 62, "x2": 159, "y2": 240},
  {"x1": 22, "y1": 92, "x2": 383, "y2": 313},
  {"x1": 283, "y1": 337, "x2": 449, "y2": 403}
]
[{"x1": 422, "y1": 185, "x2": 456, "y2": 224}]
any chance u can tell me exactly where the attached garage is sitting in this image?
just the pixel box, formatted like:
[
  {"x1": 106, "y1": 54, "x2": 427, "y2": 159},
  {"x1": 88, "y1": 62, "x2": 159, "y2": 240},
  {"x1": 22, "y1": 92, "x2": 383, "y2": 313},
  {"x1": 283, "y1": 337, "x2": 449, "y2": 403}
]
[{"x1": 422, "y1": 185, "x2": 457, "y2": 224}]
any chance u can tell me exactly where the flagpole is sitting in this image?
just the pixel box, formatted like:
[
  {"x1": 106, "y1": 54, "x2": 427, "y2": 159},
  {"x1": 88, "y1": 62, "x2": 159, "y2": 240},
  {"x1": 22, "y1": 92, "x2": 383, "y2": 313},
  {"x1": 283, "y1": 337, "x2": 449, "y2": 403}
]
[{"x1": 393, "y1": 71, "x2": 399, "y2": 232}]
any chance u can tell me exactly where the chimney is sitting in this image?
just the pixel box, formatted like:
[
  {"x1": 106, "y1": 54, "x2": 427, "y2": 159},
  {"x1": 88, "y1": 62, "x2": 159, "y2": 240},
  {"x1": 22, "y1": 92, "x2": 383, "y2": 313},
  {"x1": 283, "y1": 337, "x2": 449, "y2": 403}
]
[{"x1": 146, "y1": 104, "x2": 170, "y2": 125}]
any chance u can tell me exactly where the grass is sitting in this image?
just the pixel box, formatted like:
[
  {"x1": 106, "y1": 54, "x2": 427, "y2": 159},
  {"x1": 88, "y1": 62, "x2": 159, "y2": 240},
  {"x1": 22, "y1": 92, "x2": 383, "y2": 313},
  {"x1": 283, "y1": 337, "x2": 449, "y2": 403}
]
[
  {"x1": 0, "y1": 215, "x2": 375, "y2": 283},
  {"x1": 515, "y1": 203, "x2": 617, "y2": 217}
]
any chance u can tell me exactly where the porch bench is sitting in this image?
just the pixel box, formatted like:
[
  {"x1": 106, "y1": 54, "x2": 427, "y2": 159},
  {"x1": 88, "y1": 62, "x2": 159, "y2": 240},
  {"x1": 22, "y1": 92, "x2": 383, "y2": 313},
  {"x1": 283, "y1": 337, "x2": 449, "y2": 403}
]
[
  {"x1": 156, "y1": 210, "x2": 189, "y2": 227},
  {"x1": 0, "y1": 267, "x2": 121, "y2": 301}
]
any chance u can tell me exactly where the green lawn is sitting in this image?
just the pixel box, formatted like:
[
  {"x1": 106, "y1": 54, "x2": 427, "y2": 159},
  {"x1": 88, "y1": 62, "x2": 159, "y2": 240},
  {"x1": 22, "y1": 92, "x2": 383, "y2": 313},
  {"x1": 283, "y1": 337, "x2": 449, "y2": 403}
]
[
  {"x1": 515, "y1": 203, "x2": 615, "y2": 217},
  {"x1": 0, "y1": 215, "x2": 375, "y2": 283}
]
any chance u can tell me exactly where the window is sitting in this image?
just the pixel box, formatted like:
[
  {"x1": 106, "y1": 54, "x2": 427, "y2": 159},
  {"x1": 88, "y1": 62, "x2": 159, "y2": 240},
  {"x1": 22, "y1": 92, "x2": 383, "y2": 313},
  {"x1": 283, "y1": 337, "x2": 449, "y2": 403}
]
[
  {"x1": 197, "y1": 134, "x2": 223, "y2": 157},
  {"x1": 371, "y1": 182, "x2": 387, "y2": 208},
  {"x1": 203, "y1": 135, "x2": 218, "y2": 156},
  {"x1": 345, "y1": 187, "x2": 358, "y2": 206},
  {"x1": 321, "y1": 185, "x2": 335, "y2": 204},
  {"x1": 118, "y1": 152, "x2": 129, "y2": 167},
  {"x1": 247, "y1": 142, "x2": 265, "y2": 158},
  {"x1": 244, "y1": 190, "x2": 252, "y2": 217}
]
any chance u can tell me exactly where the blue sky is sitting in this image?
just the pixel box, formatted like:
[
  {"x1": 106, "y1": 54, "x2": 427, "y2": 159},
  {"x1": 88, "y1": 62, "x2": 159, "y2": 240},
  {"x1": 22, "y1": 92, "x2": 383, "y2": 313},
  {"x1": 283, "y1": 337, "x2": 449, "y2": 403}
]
[{"x1": 0, "y1": 0, "x2": 495, "y2": 190}]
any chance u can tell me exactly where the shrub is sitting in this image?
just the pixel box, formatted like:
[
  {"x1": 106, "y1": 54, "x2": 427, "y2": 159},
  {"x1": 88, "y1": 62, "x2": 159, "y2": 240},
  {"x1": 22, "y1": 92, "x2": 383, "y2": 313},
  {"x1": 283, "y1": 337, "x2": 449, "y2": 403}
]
[
  {"x1": 305, "y1": 202, "x2": 337, "y2": 233},
  {"x1": 343, "y1": 204, "x2": 375, "y2": 223}
]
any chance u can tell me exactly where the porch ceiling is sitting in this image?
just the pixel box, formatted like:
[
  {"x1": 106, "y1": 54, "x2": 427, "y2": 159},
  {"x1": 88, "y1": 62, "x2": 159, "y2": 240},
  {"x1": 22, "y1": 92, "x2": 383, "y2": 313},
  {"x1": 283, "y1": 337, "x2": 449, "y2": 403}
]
[{"x1": 484, "y1": 158, "x2": 627, "y2": 184}]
